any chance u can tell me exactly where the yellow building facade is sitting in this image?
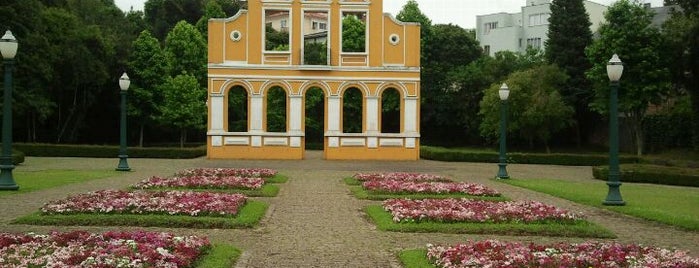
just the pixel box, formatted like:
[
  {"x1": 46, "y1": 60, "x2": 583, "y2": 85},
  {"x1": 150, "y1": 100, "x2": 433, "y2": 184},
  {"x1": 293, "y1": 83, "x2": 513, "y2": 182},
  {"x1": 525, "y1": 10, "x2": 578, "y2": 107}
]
[{"x1": 207, "y1": 0, "x2": 421, "y2": 160}]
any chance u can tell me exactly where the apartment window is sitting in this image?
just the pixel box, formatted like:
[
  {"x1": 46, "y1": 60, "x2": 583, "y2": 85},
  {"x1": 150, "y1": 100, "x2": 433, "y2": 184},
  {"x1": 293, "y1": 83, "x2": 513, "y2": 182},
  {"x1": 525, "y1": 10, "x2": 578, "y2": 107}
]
[
  {"x1": 528, "y1": 13, "x2": 550, "y2": 26},
  {"x1": 484, "y1": 45, "x2": 490, "y2": 55},
  {"x1": 483, "y1": 22, "x2": 498, "y2": 35},
  {"x1": 312, "y1": 21, "x2": 327, "y2": 30},
  {"x1": 526, "y1": 37, "x2": 542, "y2": 49},
  {"x1": 280, "y1": 19, "x2": 288, "y2": 31}
]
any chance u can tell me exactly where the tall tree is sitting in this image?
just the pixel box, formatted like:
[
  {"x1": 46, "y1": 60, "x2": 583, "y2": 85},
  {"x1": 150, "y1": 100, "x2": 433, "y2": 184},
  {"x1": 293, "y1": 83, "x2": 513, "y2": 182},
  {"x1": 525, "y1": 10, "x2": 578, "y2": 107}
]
[
  {"x1": 546, "y1": 0, "x2": 596, "y2": 146},
  {"x1": 164, "y1": 21, "x2": 207, "y2": 85},
  {"x1": 341, "y1": 15, "x2": 366, "y2": 52},
  {"x1": 144, "y1": 0, "x2": 204, "y2": 40},
  {"x1": 396, "y1": 0, "x2": 432, "y2": 63},
  {"x1": 157, "y1": 74, "x2": 207, "y2": 147},
  {"x1": 664, "y1": 0, "x2": 699, "y2": 150},
  {"x1": 586, "y1": 0, "x2": 671, "y2": 155},
  {"x1": 479, "y1": 65, "x2": 574, "y2": 152},
  {"x1": 128, "y1": 30, "x2": 170, "y2": 146},
  {"x1": 196, "y1": 0, "x2": 226, "y2": 40}
]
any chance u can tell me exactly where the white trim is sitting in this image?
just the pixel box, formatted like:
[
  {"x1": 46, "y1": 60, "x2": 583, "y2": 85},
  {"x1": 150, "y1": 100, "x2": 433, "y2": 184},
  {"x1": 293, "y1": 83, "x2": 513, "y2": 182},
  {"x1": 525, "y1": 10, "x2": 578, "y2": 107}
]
[
  {"x1": 212, "y1": 136, "x2": 223, "y2": 147},
  {"x1": 209, "y1": 63, "x2": 419, "y2": 72},
  {"x1": 367, "y1": 137, "x2": 378, "y2": 148},
  {"x1": 379, "y1": 138, "x2": 403, "y2": 147},
  {"x1": 339, "y1": 8, "x2": 370, "y2": 60},
  {"x1": 329, "y1": 137, "x2": 340, "y2": 147},
  {"x1": 341, "y1": 137, "x2": 366, "y2": 147},
  {"x1": 405, "y1": 137, "x2": 416, "y2": 148},
  {"x1": 230, "y1": 30, "x2": 243, "y2": 42},
  {"x1": 251, "y1": 136, "x2": 263, "y2": 147},
  {"x1": 225, "y1": 137, "x2": 251, "y2": 145},
  {"x1": 290, "y1": 137, "x2": 302, "y2": 147},
  {"x1": 264, "y1": 137, "x2": 289, "y2": 146}
]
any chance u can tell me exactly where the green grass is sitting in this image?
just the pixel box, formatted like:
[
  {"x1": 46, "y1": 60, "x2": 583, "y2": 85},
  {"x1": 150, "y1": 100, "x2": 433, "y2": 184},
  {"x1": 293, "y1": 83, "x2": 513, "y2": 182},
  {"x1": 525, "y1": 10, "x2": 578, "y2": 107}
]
[
  {"x1": 196, "y1": 244, "x2": 241, "y2": 268},
  {"x1": 133, "y1": 184, "x2": 280, "y2": 197},
  {"x1": 266, "y1": 174, "x2": 289, "y2": 183},
  {"x1": 399, "y1": 249, "x2": 437, "y2": 268},
  {"x1": 0, "y1": 169, "x2": 119, "y2": 195},
  {"x1": 365, "y1": 205, "x2": 615, "y2": 238},
  {"x1": 349, "y1": 186, "x2": 509, "y2": 201},
  {"x1": 13, "y1": 200, "x2": 268, "y2": 229},
  {"x1": 500, "y1": 178, "x2": 699, "y2": 231}
]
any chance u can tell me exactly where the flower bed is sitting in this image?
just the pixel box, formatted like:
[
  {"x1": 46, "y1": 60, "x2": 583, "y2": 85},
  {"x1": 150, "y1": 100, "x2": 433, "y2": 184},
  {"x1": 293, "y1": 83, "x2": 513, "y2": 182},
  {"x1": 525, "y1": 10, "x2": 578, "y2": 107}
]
[
  {"x1": 134, "y1": 175, "x2": 265, "y2": 190},
  {"x1": 0, "y1": 230, "x2": 210, "y2": 267},
  {"x1": 353, "y1": 172, "x2": 451, "y2": 182},
  {"x1": 177, "y1": 168, "x2": 277, "y2": 178},
  {"x1": 384, "y1": 199, "x2": 582, "y2": 223},
  {"x1": 364, "y1": 180, "x2": 500, "y2": 196},
  {"x1": 41, "y1": 190, "x2": 247, "y2": 217},
  {"x1": 426, "y1": 240, "x2": 699, "y2": 268}
]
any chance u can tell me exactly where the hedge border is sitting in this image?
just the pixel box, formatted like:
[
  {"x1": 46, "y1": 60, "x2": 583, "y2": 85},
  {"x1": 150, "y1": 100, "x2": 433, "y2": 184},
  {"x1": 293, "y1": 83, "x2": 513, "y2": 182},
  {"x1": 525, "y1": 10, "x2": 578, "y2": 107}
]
[
  {"x1": 14, "y1": 143, "x2": 205, "y2": 159},
  {"x1": 592, "y1": 164, "x2": 699, "y2": 187},
  {"x1": 421, "y1": 146, "x2": 639, "y2": 166}
]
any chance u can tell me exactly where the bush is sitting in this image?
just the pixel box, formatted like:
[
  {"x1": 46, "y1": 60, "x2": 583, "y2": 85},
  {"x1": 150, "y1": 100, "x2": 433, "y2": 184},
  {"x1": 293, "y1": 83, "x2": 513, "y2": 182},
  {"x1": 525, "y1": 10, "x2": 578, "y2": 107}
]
[
  {"x1": 13, "y1": 149, "x2": 24, "y2": 165},
  {"x1": 14, "y1": 143, "x2": 205, "y2": 159},
  {"x1": 421, "y1": 146, "x2": 639, "y2": 166},
  {"x1": 592, "y1": 164, "x2": 699, "y2": 187},
  {"x1": 643, "y1": 113, "x2": 693, "y2": 153}
]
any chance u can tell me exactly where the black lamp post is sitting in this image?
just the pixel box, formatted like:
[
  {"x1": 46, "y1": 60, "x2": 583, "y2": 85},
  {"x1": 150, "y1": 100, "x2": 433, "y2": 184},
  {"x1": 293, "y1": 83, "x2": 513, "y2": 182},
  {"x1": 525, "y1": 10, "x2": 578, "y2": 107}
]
[
  {"x1": 116, "y1": 72, "x2": 131, "y2": 171},
  {"x1": 496, "y1": 83, "x2": 510, "y2": 179},
  {"x1": 603, "y1": 54, "x2": 625, "y2": 206},
  {"x1": 0, "y1": 30, "x2": 19, "y2": 190}
]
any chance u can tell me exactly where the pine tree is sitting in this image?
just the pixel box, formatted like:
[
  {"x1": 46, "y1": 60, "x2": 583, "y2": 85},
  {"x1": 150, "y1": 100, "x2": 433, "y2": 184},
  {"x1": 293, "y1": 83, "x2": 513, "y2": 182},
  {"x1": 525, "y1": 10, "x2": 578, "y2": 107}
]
[{"x1": 545, "y1": 0, "x2": 595, "y2": 146}]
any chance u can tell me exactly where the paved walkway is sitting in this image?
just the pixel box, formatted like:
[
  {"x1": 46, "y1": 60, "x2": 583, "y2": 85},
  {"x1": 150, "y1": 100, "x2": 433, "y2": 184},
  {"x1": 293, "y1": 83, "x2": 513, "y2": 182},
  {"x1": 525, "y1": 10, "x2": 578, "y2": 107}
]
[{"x1": 0, "y1": 155, "x2": 697, "y2": 267}]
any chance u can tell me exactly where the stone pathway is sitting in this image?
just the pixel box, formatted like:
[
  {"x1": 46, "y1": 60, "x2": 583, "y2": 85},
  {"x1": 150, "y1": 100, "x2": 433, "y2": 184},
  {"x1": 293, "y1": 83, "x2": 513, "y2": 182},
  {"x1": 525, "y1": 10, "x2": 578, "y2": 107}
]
[{"x1": 0, "y1": 155, "x2": 697, "y2": 267}]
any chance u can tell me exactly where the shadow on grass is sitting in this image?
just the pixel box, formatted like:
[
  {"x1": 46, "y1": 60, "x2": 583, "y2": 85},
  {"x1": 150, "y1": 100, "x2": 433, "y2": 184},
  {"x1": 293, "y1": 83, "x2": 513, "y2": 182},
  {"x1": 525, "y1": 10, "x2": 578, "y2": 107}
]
[
  {"x1": 13, "y1": 201, "x2": 268, "y2": 229},
  {"x1": 365, "y1": 205, "x2": 615, "y2": 238}
]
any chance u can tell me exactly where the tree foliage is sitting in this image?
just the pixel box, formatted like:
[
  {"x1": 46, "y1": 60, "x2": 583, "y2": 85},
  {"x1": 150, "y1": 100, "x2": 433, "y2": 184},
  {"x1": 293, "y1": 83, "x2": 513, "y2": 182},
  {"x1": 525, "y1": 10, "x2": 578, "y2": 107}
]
[
  {"x1": 585, "y1": 0, "x2": 671, "y2": 155},
  {"x1": 164, "y1": 21, "x2": 207, "y2": 85},
  {"x1": 157, "y1": 74, "x2": 207, "y2": 147},
  {"x1": 266, "y1": 87, "x2": 287, "y2": 132},
  {"x1": 342, "y1": 14, "x2": 366, "y2": 52},
  {"x1": 196, "y1": 0, "x2": 226, "y2": 40},
  {"x1": 479, "y1": 65, "x2": 574, "y2": 152}
]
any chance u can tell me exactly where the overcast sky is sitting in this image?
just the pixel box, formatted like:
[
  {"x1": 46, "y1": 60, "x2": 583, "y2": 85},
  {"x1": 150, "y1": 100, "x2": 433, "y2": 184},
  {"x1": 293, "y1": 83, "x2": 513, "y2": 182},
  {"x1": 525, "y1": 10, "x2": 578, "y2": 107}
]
[{"x1": 114, "y1": 0, "x2": 664, "y2": 29}]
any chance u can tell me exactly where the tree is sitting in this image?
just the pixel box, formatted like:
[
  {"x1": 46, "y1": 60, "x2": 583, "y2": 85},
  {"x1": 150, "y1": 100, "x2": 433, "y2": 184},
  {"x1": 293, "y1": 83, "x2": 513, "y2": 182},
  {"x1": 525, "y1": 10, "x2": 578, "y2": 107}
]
[
  {"x1": 157, "y1": 74, "x2": 207, "y2": 147},
  {"x1": 341, "y1": 15, "x2": 366, "y2": 52},
  {"x1": 479, "y1": 65, "x2": 574, "y2": 152},
  {"x1": 546, "y1": 0, "x2": 596, "y2": 147},
  {"x1": 663, "y1": 0, "x2": 699, "y2": 150},
  {"x1": 164, "y1": 21, "x2": 207, "y2": 85},
  {"x1": 144, "y1": 0, "x2": 204, "y2": 40},
  {"x1": 396, "y1": 0, "x2": 432, "y2": 62},
  {"x1": 128, "y1": 30, "x2": 170, "y2": 146},
  {"x1": 196, "y1": 0, "x2": 226, "y2": 40},
  {"x1": 585, "y1": 0, "x2": 671, "y2": 155}
]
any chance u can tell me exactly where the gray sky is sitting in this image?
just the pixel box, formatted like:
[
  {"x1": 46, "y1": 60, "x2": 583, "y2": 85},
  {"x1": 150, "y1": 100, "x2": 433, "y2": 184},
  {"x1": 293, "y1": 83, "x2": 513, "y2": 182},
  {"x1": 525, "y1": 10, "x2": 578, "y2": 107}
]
[{"x1": 114, "y1": 0, "x2": 664, "y2": 29}]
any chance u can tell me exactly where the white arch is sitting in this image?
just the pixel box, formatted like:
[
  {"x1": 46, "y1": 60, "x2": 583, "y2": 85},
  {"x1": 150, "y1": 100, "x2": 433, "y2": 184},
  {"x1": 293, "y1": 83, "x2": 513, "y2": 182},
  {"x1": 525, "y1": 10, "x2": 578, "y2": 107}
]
[
  {"x1": 260, "y1": 80, "x2": 294, "y2": 96},
  {"x1": 219, "y1": 79, "x2": 254, "y2": 95},
  {"x1": 338, "y1": 81, "x2": 370, "y2": 97},
  {"x1": 299, "y1": 80, "x2": 332, "y2": 96},
  {"x1": 376, "y1": 82, "x2": 408, "y2": 98}
]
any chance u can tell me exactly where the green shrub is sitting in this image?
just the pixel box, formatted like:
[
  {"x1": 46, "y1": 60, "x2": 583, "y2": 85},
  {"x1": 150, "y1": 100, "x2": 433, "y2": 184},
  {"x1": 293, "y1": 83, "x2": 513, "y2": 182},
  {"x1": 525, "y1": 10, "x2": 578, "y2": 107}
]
[
  {"x1": 14, "y1": 143, "x2": 205, "y2": 159},
  {"x1": 421, "y1": 146, "x2": 639, "y2": 166},
  {"x1": 643, "y1": 111, "x2": 693, "y2": 153},
  {"x1": 592, "y1": 164, "x2": 699, "y2": 187},
  {"x1": 12, "y1": 149, "x2": 24, "y2": 165}
]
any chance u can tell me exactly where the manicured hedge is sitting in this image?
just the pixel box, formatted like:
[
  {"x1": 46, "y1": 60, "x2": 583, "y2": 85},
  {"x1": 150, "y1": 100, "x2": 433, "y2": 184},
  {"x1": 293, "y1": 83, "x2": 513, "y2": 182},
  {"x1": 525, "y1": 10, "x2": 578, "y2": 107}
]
[
  {"x1": 12, "y1": 149, "x2": 24, "y2": 165},
  {"x1": 14, "y1": 143, "x2": 206, "y2": 159},
  {"x1": 420, "y1": 146, "x2": 640, "y2": 166},
  {"x1": 592, "y1": 164, "x2": 699, "y2": 187}
]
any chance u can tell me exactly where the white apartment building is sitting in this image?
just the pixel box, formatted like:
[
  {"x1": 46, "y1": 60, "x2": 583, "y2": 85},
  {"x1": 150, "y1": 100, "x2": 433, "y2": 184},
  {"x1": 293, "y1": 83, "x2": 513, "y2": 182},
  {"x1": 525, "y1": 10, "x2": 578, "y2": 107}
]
[{"x1": 476, "y1": 0, "x2": 608, "y2": 56}]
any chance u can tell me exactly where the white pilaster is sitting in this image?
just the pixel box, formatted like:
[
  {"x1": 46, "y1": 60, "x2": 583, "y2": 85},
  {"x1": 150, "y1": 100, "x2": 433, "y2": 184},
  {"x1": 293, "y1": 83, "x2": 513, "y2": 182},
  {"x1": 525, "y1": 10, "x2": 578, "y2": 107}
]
[
  {"x1": 210, "y1": 95, "x2": 225, "y2": 132},
  {"x1": 289, "y1": 95, "x2": 303, "y2": 134},
  {"x1": 250, "y1": 95, "x2": 264, "y2": 132},
  {"x1": 404, "y1": 98, "x2": 418, "y2": 133},
  {"x1": 366, "y1": 96, "x2": 379, "y2": 134},
  {"x1": 327, "y1": 96, "x2": 341, "y2": 133}
]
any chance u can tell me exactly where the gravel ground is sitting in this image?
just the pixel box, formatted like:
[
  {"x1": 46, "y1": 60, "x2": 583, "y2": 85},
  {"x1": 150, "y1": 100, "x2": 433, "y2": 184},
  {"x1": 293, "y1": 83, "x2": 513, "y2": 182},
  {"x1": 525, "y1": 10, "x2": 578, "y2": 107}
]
[{"x1": 0, "y1": 154, "x2": 697, "y2": 267}]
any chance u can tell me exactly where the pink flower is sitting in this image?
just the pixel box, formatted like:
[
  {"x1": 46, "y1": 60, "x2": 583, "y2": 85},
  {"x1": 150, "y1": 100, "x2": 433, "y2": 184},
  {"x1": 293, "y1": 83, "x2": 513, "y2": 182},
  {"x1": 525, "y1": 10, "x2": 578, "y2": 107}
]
[
  {"x1": 363, "y1": 180, "x2": 500, "y2": 196},
  {"x1": 177, "y1": 168, "x2": 277, "y2": 178},
  {"x1": 134, "y1": 175, "x2": 264, "y2": 190},
  {"x1": 353, "y1": 172, "x2": 451, "y2": 182}
]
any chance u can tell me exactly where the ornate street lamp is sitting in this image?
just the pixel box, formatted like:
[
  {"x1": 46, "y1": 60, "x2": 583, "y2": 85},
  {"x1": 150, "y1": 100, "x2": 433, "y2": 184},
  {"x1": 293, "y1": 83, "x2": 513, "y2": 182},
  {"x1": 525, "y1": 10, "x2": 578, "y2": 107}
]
[
  {"x1": 603, "y1": 54, "x2": 625, "y2": 206},
  {"x1": 496, "y1": 83, "x2": 510, "y2": 179},
  {"x1": 116, "y1": 72, "x2": 131, "y2": 171},
  {"x1": 0, "y1": 30, "x2": 19, "y2": 190}
]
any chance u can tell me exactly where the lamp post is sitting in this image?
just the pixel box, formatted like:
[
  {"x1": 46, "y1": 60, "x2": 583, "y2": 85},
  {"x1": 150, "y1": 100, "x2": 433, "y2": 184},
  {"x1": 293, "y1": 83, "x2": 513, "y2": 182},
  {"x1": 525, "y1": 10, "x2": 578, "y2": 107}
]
[
  {"x1": 0, "y1": 30, "x2": 19, "y2": 190},
  {"x1": 603, "y1": 54, "x2": 625, "y2": 206},
  {"x1": 116, "y1": 72, "x2": 131, "y2": 171},
  {"x1": 497, "y1": 83, "x2": 510, "y2": 179}
]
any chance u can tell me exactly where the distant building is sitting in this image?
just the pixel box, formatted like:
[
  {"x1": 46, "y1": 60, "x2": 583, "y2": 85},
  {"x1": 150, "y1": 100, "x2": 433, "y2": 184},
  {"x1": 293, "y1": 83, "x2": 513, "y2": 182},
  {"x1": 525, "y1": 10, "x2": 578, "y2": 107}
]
[
  {"x1": 476, "y1": 0, "x2": 607, "y2": 56},
  {"x1": 476, "y1": 0, "x2": 676, "y2": 56}
]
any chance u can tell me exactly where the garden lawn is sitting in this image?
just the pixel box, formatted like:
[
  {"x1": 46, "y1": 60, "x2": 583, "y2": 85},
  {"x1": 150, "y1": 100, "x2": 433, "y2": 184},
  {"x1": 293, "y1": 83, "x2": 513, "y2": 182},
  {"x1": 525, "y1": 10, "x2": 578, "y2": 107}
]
[
  {"x1": 13, "y1": 200, "x2": 268, "y2": 229},
  {"x1": 399, "y1": 249, "x2": 436, "y2": 268},
  {"x1": 0, "y1": 170, "x2": 118, "y2": 195},
  {"x1": 500, "y1": 178, "x2": 699, "y2": 231},
  {"x1": 365, "y1": 205, "x2": 614, "y2": 238}
]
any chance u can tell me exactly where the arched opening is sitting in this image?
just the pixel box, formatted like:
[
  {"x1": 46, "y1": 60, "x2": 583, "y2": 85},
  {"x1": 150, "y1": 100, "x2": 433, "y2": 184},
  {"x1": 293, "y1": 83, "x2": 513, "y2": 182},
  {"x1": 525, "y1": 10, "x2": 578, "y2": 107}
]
[
  {"x1": 266, "y1": 86, "x2": 287, "y2": 132},
  {"x1": 342, "y1": 87, "x2": 363, "y2": 133},
  {"x1": 228, "y1": 85, "x2": 248, "y2": 132},
  {"x1": 381, "y1": 88, "x2": 401, "y2": 133},
  {"x1": 304, "y1": 87, "x2": 325, "y2": 149}
]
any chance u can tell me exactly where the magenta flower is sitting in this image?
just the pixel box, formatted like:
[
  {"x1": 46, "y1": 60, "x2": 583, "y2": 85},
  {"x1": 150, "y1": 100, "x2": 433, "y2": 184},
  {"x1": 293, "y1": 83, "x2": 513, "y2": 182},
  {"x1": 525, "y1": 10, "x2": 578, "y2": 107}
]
[
  {"x1": 383, "y1": 199, "x2": 583, "y2": 223},
  {"x1": 134, "y1": 175, "x2": 265, "y2": 189},
  {"x1": 427, "y1": 240, "x2": 699, "y2": 268},
  {"x1": 41, "y1": 190, "x2": 247, "y2": 217},
  {"x1": 364, "y1": 180, "x2": 500, "y2": 196},
  {"x1": 353, "y1": 172, "x2": 452, "y2": 182},
  {"x1": 177, "y1": 168, "x2": 277, "y2": 178}
]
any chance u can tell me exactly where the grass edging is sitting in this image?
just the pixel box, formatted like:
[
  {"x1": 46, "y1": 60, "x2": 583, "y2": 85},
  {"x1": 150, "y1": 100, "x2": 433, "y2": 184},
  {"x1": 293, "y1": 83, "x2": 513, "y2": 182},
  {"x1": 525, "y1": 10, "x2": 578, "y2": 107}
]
[
  {"x1": 196, "y1": 244, "x2": 241, "y2": 268},
  {"x1": 266, "y1": 174, "x2": 289, "y2": 183},
  {"x1": 12, "y1": 201, "x2": 268, "y2": 229},
  {"x1": 365, "y1": 205, "x2": 615, "y2": 238},
  {"x1": 399, "y1": 249, "x2": 437, "y2": 268},
  {"x1": 348, "y1": 186, "x2": 509, "y2": 201},
  {"x1": 499, "y1": 178, "x2": 699, "y2": 231}
]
